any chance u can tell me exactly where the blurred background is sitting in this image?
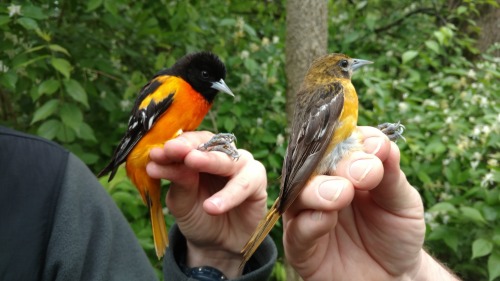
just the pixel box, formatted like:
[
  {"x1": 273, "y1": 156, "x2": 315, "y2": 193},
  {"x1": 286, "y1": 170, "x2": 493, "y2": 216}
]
[{"x1": 0, "y1": 0, "x2": 498, "y2": 280}]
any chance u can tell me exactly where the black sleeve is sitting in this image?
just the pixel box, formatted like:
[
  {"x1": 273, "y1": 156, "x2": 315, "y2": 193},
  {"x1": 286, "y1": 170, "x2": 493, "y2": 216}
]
[
  {"x1": 164, "y1": 224, "x2": 277, "y2": 281},
  {"x1": 42, "y1": 153, "x2": 158, "y2": 281}
]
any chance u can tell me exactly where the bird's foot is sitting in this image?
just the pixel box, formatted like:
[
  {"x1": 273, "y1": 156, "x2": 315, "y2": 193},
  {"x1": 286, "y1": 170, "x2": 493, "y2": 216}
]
[
  {"x1": 377, "y1": 121, "x2": 406, "y2": 142},
  {"x1": 198, "y1": 133, "x2": 240, "y2": 160}
]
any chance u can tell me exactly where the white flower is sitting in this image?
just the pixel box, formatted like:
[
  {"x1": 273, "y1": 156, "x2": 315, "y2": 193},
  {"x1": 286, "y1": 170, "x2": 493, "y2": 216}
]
[
  {"x1": 480, "y1": 96, "x2": 488, "y2": 108},
  {"x1": 256, "y1": 118, "x2": 262, "y2": 126},
  {"x1": 445, "y1": 116, "x2": 453, "y2": 124},
  {"x1": 240, "y1": 50, "x2": 249, "y2": 59},
  {"x1": 487, "y1": 159, "x2": 498, "y2": 167},
  {"x1": 482, "y1": 125, "x2": 491, "y2": 135},
  {"x1": 120, "y1": 100, "x2": 131, "y2": 111},
  {"x1": 261, "y1": 37, "x2": 270, "y2": 46},
  {"x1": 0, "y1": 61, "x2": 9, "y2": 73},
  {"x1": 467, "y1": 69, "x2": 476, "y2": 79},
  {"x1": 272, "y1": 36, "x2": 279, "y2": 44},
  {"x1": 276, "y1": 134, "x2": 285, "y2": 146},
  {"x1": 471, "y1": 160, "x2": 479, "y2": 170},
  {"x1": 249, "y1": 43, "x2": 259, "y2": 52},
  {"x1": 473, "y1": 152, "x2": 482, "y2": 160},
  {"x1": 8, "y1": 4, "x2": 21, "y2": 17},
  {"x1": 481, "y1": 172, "x2": 494, "y2": 187},
  {"x1": 398, "y1": 102, "x2": 409, "y2": 113},
  {"x1": 423, "y1": 99, "x2": 438, "y2": 108}
]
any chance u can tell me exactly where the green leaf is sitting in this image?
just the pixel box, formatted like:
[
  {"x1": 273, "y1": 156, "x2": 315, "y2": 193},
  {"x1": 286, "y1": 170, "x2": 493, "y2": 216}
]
[
  {"x1": 402, "y1": 50, "x2": 419, "y2": 64},
  {"x1": 472, "y1": 238, "x2": 493, "y2": 259},
  {"x1": 425, "y1": 40, "x2": 440, "y2": 54},
  {"x1": 63, "y1": 79, "x2": 89, "y2": 107},
  {"x1": 428, "y1": 202, "x2": 457, "y2": 213},
  {"x1": 51, "y1": 58, "x2": 72, "y2": 78},
  {"x1": 460, "y1": 206, "x2": 487, "y2": 224},
  {"x1": 0, "y1": 16, "x2": 11, "y2": 26},
  {"x1": 86, "y1": 0, "x2": 103, "y2": 11},
  {"x1": 77, "y1": 122, "x2": 97, "y2": 142},
  {"x1": 243, "y1": 24, "x2": 257, "y2": 37},
  {"x1": 488, "y1": 251, "x2": 500, "y2": 281},
  {"x1": 0, "y1": 71, "x2": 17, "y2": 91},
  {"x1": 38, "y1": 79, "x2": 60, "y2": 97},
  {"x1": 31, "y1": 99, "x2": 60, "y2": 124},
  {"x1": 224, "y1": 117, "x2": 235, "y2": 132},
  {"x1": 48, "y1": 44, "x2": 71, "y2": 56},
  {"x1": 443, "y1": 231, "x2": 459, "y2": 253},
  {"x1": 434, "y1": 31, "x2": 445, "y2": 45},
  {"x1": 417, "y1": 170, "x2": 432, "y2": 184},
  {"x1": 17, "y1": 17, "x2": 39, "y2": 30},
  {"x1": 60, "y1": 103, "x2": 83, "y2": 129},
  {"x1": 22, "y1": 5, "x2": 48, "y2": 20},
  {"x1": 104, "y1": 0, "x2": 118, "y2": 16},
  {"x1": 456, "y1": 6, "x2": 467, "y2": 15},
  {"x1": 37, "y1": 119, "x2": 62, "y2": 140}
]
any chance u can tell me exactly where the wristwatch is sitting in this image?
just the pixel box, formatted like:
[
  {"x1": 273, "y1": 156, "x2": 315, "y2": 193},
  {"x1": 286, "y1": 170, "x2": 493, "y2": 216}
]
[{"x1": 181, "y1": 264, "x2": 228, "y2": 280}]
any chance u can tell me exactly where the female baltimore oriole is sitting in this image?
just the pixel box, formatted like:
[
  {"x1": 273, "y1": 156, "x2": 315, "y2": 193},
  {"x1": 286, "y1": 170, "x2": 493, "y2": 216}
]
[
  {"x1": 98, "y1": 52, "x2": 235, "y2": 258},
  {"x1": 240, "y1": 53, "x2": 374, "y2": 268}
]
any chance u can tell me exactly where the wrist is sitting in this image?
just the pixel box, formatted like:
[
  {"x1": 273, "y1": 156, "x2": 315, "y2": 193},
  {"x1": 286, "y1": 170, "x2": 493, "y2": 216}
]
[
  {"x1": 414, "y1": 250, "x2": 460, "y2": 281},
  {"x1": 186, "y1": 241, "x2": 243, "y2": 279}
]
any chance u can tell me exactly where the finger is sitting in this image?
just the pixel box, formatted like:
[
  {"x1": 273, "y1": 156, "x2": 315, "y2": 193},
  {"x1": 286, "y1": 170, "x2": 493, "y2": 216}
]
[
  {"x1": 149, "y1": 131, "x2": 215, "y2": 165},
  {"x1": 282, "y1": 176, "x2": 354, "y2": 259},
  {"x1": 334, "y1": 151, "x2": 384, "y2": 191},
  {"x1": 203, "y1": 159, "x2": 268, "y2": 215},
  {"x1": 284, "y1": 208, "x2": 338, "y2": 262},
  {"x1": 357, "y1": 126, "x2": 391, "y2": 161},
  {"x1": 370, "y1": 142, "x2": 423, "y2": 216},
  {"x1": 286, "y1": 175, "x2": 354, "y2": 218},
  {"x1": 183, "y1": 148, "x2": 252, "y2": 178}
]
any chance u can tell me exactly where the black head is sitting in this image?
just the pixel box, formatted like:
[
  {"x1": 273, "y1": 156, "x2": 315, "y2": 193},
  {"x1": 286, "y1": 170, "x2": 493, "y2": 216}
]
[{"x1": 169, "y1": 52, "x2": 233, "y2": 103}]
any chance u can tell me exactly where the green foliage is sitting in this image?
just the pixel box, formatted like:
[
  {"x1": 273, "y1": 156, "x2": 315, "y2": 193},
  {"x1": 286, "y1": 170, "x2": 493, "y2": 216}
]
[{"x1": 1, "y1": 0, "x2": 498, "y2": 280}]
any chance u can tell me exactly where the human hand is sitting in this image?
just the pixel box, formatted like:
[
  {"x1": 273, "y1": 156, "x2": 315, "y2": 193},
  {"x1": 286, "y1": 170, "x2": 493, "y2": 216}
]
[
  {"x1": 283, "y1": 126, "x2": 458, "y2": 280},
  {"x1": 146, "y1": 131, "x2": 267, "y2": 278}
]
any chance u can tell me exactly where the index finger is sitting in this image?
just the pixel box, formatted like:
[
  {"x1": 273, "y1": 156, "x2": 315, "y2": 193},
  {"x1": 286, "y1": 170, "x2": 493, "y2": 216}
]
[{"x1": 149, "y1": 131, "x2": 215, "y2": 165}]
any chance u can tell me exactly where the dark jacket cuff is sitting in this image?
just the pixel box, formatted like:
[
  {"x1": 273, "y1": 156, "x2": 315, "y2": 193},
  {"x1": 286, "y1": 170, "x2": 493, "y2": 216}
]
[{"x1": 163, "y1": 224, "x2": 277, "y2": 281}]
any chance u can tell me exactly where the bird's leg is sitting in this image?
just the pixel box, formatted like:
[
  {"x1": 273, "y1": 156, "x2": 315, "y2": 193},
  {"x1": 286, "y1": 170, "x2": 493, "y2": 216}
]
[
  {"x1": 377, "y1": 121, "x2": 406, "y2": 142},
  {"x1": 198, "y1": 133, "x2": 240, "y2": 160}
]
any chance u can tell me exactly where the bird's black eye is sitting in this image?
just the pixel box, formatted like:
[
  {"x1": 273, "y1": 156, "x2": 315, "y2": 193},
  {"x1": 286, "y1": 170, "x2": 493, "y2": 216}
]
[
  {"x1": 201, "y1": 70, "x2": 209, "y2": 79},
  {"x1": 340, "y1": 60, "x2": 349, "y2": 68}
]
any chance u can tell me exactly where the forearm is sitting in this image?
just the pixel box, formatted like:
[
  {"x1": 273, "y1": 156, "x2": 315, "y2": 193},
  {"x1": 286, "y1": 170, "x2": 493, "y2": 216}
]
[{"x1": 414, "y1": 250, "x2": 461, "y2": 281}]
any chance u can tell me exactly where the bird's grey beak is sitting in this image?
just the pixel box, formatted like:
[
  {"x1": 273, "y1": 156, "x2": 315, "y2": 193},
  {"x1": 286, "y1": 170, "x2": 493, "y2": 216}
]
[
  {"x1": 211, "y1": 79, "x2": 234, "y2": 97},
  {"x1": 351, "y1": 59, "x2": 373, "y2": 71}
]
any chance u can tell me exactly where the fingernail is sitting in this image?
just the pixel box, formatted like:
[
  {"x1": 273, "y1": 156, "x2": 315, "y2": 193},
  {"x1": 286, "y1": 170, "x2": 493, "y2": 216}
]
[
  {"x1": 349, "y1": 159, "x2": 374, "y2": 182},
  {"x1": 318, "y1": 179, "x2": 345, "y2": 201},
  {"x1": 364, "y1": 137, "x2": 383, "y2": 154},
  {"x1": 209, "y1": 197, "x2": 223, "y2": 209},
  {"x1": 311, "y1": 211, "x2": 323, "y2": 221}
]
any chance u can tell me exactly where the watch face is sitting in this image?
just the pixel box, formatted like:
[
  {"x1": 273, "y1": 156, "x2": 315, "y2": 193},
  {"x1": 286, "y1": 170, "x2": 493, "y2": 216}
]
[{"x1": 182, "y1": 265, "x2": 227, "y2": 280}]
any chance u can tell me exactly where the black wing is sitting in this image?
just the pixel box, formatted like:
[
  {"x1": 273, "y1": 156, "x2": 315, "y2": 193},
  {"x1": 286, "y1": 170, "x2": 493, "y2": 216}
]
[
  {"x1": 97, "y1": 76, "x2": 174, "y2": 181},
  {"x1": 276, "y1": 82, "x2": 345, "y2": 213}
]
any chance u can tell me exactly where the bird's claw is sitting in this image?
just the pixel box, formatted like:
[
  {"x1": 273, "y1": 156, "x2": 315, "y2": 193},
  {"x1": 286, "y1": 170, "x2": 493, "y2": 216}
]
[
  {"x1": 377, "y1": 121, "x2": 406, "y2": 142},
  {"x1": 198, "y1": 133, "x2": 240, "y2": 160}
]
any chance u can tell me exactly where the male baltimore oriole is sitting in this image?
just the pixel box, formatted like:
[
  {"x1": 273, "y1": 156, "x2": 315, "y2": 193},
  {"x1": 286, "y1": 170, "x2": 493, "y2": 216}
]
[
  {"x1": 240, "y1": 53, "x2": 404, "y2": 268},
  {"x1": 98, "y1": 52, "x2": 235, "y2": 258}
]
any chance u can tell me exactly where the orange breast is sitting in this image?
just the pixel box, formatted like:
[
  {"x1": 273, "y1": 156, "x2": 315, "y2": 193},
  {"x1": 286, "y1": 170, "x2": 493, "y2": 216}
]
[{"x1": 126, "y1": 76, "x2": 212, "y2": 174}]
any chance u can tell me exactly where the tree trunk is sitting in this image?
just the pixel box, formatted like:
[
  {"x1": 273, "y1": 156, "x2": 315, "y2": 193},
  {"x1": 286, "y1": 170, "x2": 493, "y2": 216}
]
[
  {"x1": 284, "y1": 1, "x2": 328, "y2": 280},
  {"x1": 285, "y1": 0, "x2": 328, "y2": 125},
  {"x1": 476, "y1": 5, "x2": 499, "y2": 57}
]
